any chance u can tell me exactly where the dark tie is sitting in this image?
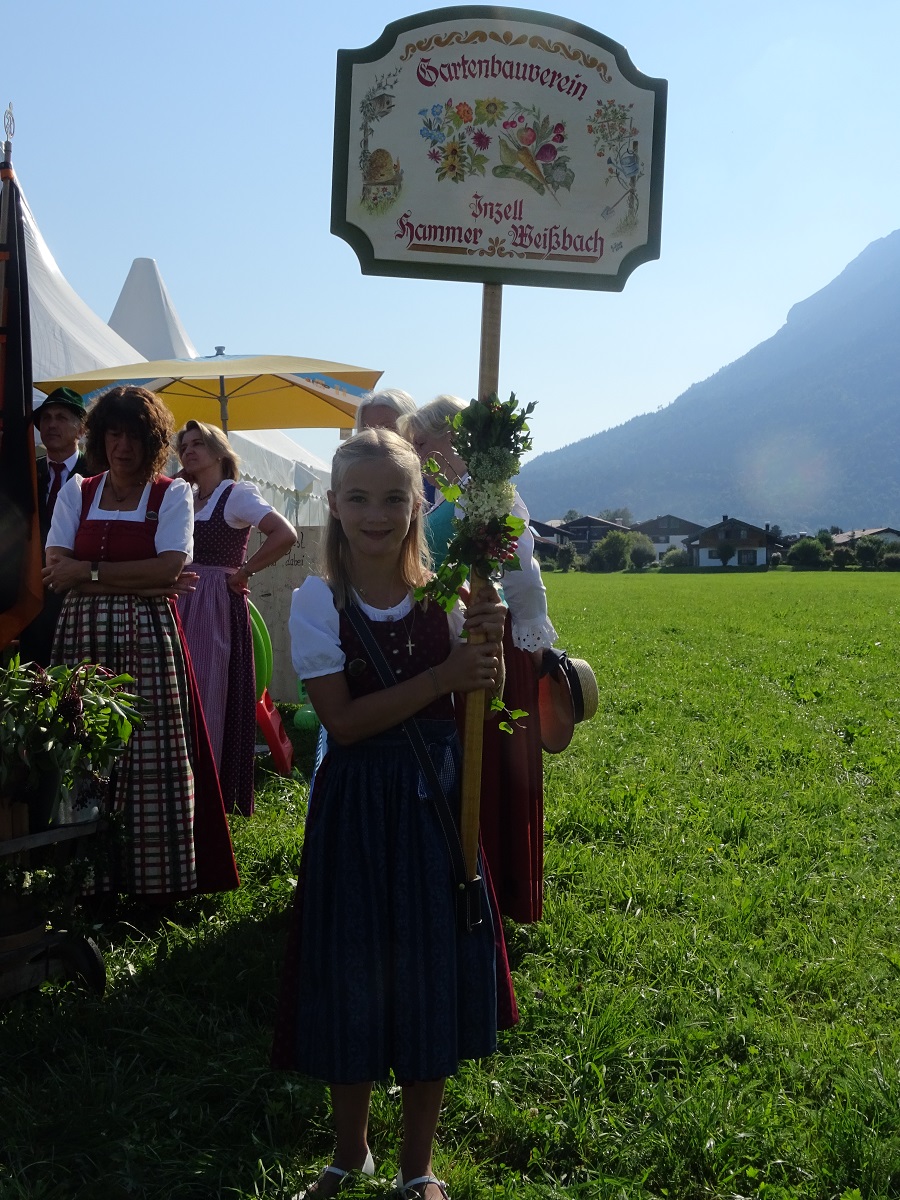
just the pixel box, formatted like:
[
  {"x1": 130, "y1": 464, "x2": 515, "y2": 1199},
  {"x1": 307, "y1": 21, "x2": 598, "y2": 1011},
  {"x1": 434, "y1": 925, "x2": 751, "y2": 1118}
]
[{"x1": 46, "y1": 461, "x2": 65, "y2": 521}]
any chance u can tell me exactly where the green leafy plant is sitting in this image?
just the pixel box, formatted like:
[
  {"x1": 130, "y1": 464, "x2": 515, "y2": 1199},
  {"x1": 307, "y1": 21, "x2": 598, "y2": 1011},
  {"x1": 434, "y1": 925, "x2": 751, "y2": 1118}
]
[
  {"x1": 489, "y1": 697, "x2": 529, "y2": 735},
  {"x1": 854, "y1": 535, "x2": 885, "y2": 569},
  {"x1": 0, "y1": 657, "x2": 141, "y2": 811},
  {"x1": 660, "y1": 546, "x2": 690, "y2": 572},
  {"x1": 555, "y1": 542, "x2": 578, "y2": 573},
  {"x1": 628, "y1": 531, "x2": 657, "y2": 570},
  {"x1": 416, "y1": 392, "x2": 535, "y2": 612},
  {"x1": 787, "y1": 536, "x2": 832, "y2": 570},
  {"x1": 586, "y1": 529, "x2": 630, "y2": 573}
]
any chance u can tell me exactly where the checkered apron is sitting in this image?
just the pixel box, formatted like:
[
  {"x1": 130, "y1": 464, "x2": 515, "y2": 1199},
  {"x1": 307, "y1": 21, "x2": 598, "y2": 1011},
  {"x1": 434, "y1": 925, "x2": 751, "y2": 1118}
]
[
  {"x1": 55, "y1": 592, "x2": 197, "y2": 895},
  {"x1": 52, "y1": 474, "x2": 198, "y2": 896}
]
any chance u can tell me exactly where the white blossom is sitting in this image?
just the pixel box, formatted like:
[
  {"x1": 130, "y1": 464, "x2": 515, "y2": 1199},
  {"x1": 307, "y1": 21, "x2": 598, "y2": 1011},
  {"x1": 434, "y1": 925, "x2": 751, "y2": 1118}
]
[{"x1": 459, "y1": 478, "x2": 515, "y2": 525}]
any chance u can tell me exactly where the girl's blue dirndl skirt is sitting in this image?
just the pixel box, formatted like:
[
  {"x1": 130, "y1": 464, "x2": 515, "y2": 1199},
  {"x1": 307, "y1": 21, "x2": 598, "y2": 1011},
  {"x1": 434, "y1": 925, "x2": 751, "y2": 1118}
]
[{"x1": 273, "y1": 720, "x2": 499, "y2": 1084}]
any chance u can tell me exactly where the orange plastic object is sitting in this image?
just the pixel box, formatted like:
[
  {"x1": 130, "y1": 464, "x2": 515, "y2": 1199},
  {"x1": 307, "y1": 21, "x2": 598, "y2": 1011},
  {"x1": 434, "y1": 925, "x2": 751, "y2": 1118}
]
[{"x1": 256, "y1": 688, "x2": 294, "y2": 776}]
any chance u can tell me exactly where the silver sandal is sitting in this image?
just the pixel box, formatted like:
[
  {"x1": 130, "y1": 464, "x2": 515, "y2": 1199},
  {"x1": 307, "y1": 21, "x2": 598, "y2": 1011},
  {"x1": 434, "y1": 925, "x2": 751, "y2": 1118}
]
[
  {"x1": 397, "y1": 1174, "x2": 451, "y2": 1200},
  {"x1": 293, "y1": 1149, "x2": 375, "y2": 1199}
]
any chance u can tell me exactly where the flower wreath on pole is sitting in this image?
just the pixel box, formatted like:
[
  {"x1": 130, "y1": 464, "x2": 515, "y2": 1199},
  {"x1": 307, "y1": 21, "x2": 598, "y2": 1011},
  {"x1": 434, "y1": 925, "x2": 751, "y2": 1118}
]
[
  {"x1": 414, "y1": 391, "x2": 536, "y2": 611},
  {"x1": 414, "y1": 391, "x2": 535, "y2": 734}
]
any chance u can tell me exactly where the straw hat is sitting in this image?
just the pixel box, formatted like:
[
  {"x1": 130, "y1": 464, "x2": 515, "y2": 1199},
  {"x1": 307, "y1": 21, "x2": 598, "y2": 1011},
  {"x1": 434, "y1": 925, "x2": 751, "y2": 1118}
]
[{"x1": 538, "y1": 648, "x2": 599, "y2": 753}]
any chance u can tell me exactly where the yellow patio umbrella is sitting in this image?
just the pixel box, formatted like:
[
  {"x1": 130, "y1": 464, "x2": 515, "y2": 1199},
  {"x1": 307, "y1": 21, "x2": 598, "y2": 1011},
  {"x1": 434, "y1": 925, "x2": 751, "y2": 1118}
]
[{"x1": 35, "y1": 352, "x2": 382, "y2": 434}]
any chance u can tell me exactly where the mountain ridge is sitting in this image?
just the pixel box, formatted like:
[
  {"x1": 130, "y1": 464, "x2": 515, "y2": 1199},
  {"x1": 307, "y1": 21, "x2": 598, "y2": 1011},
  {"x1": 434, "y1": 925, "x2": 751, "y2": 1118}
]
[{"x1": 517, "y1": 229, "x2": 900, "y2": 530}]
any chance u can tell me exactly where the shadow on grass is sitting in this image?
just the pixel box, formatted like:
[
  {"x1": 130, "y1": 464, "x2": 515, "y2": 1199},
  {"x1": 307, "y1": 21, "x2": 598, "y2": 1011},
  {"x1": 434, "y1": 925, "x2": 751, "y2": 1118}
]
[
  {"x1": 0, "y1": 897, "x2": 334, "y2": 1200},
  {"x1": 0, "y1": 738, "x2": 326, "y2": 1200}
]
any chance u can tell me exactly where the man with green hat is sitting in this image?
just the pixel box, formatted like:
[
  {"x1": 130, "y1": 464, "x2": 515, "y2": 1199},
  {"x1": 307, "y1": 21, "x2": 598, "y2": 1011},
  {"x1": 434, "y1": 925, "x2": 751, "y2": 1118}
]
[{"x1": 19, "y1": 388, "x2": 89, "y2": 664}]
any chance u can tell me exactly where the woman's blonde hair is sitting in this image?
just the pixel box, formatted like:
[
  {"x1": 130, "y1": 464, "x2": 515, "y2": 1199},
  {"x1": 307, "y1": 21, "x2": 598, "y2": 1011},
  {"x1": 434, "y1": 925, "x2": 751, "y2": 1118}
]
[
  {"x1": 355, "y1": 387, "x2": 417, "y2": 433},
  {"x1": 398, "y1": 392, "x2": 467, "y2": 442},
  {"x1": 174, "y1": 419, "x2": 240, "y2": 480},
  {"x1": 322, "y1": 428, "x2": 430, "y2": 611}
]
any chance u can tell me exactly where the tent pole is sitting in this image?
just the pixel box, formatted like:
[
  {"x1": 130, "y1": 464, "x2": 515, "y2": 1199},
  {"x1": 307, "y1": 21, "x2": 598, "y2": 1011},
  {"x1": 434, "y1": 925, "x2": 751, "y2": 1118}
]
[{"x1": 459, "y1": 282, "x2": 503, "y2": 881}]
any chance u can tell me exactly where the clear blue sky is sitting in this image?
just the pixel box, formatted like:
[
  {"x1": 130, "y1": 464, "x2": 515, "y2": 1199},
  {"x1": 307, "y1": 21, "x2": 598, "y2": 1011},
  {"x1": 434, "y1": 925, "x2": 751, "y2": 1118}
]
[{"x1": 6, "y1": 0, "x2": 899, "y2": 465}]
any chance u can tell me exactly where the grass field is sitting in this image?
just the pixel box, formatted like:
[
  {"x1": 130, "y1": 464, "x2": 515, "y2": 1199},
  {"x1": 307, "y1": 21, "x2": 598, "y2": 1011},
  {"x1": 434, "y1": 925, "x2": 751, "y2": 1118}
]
[{"x1": 2, "y1": 571, "x2": 900, "y2": 1199}]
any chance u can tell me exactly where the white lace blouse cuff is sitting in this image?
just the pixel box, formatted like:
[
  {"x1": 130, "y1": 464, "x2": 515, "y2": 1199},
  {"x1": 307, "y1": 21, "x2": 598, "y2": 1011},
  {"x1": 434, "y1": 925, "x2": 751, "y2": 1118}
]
[{"x1": 511, "y1": 616, "x2": 558, "y2": 653}]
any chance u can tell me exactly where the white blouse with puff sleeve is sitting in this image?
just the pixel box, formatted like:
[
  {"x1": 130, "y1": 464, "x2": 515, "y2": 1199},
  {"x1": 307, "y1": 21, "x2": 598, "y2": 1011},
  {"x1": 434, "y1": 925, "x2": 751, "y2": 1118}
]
[
  {"x1": 193, "y1": 479, "x2": 274, "y2": 529},
  {"x1": 46, "y1": 473, "x2": 194, "y2": 561},
  {"x1": 501, "y1": 489, "x2": 557, "y2": 653},
  {"x1": 290, "y1": 575, "x2": 466, "y2": 681}
]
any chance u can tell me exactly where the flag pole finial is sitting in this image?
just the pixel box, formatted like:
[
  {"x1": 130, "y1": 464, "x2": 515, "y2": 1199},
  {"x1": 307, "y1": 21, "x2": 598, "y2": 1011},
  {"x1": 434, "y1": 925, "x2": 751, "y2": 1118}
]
[{"x1": 3, "y1": 103, "x2": 13, "y2": 165}]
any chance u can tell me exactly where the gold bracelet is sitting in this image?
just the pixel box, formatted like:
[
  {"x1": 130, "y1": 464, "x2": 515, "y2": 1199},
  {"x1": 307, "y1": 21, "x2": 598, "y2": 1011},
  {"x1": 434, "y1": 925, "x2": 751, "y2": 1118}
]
[{"x1": 428, "y1": 667, "x2": 441, "y2": 698}]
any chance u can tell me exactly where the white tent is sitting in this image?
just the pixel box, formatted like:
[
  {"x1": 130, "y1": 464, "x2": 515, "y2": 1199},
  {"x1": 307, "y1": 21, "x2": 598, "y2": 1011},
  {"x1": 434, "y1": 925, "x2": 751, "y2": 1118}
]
[
  {"x1": 229, "y1": 429, "x2": 331, "y2": 527},
  {"x1": 23, "y1": 187, "x2": 146, "y2": 383},
  {"x1": 231, "y1": 430, "x2": 330, "y2": 699},
  {"x1": 108, "y1": 257, "x2": 199, "y2": 360}
]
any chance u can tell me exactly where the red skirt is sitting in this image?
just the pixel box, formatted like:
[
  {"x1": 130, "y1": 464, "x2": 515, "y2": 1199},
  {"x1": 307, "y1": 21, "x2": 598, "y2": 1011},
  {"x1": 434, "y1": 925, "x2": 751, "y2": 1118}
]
[{"x1": 458, "y1": 623, "x2": 543, "y2": 923}]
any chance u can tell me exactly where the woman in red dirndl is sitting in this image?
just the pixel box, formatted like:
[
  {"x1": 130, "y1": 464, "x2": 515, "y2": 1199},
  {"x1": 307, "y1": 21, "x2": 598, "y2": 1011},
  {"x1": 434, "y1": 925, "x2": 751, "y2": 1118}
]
[{"x1": 45, "y1": 387, "x2": 238, "y2": 900}]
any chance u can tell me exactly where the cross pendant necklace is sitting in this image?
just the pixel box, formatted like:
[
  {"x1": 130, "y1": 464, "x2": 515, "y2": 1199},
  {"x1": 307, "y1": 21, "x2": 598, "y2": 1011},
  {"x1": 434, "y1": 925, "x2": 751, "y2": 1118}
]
[{"x1": 402, "y1": 603, "x2": 417, "y2": 656}]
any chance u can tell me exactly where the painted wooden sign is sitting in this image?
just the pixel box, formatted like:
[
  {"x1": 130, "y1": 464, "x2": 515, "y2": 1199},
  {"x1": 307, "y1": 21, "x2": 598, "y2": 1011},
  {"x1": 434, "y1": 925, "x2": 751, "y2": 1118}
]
[{"x1": 332, "y1": 6, "x2": 667, "y2": 292}]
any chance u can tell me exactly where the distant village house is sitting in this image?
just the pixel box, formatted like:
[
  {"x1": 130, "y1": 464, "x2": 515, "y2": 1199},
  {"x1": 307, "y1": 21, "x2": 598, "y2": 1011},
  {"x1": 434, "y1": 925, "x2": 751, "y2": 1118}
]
[
  {"x1": 630, "y1": 514, "x2": 704, "y2": 562},
  {"x1": 529, "y1": 518, "x2": 574, "y2": 559},
  {"x1": 684, "y1": 515, "x2": 782, "y2": 568},
  {"x1": 832, "y1": 527, "x2": 900, "y2": 547},
  {"x1": 557, "y1": 514, "x2": 630, "y2": 554}
]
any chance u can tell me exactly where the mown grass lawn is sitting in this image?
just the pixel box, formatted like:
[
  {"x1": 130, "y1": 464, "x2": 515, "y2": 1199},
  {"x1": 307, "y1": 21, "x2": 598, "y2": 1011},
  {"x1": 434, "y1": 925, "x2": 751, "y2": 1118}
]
[{"x1": 2, "y1": 570, "x2": 900, "y2": 1200}]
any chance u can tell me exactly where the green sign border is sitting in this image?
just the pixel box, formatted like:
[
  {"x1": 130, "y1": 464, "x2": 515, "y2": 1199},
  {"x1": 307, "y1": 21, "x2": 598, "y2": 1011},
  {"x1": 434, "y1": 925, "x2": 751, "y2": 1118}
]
[{"x1": 332, "y1": 5, "x2": 667, "y2": 292}]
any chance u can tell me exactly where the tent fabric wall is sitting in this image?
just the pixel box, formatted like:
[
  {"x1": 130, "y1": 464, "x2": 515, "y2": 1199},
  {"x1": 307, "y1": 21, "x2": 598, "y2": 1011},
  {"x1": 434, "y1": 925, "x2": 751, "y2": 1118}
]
[
  {"x1": 23, "y1": 186, "x2": 145, "y2": 382},
  {"x1": 245, "y1": 524, "x2": 322, "y2": 702},
  {"x1": 227, "y1": 432, "x2": 332, "y2": 700},
  {"x1": 229, "y1": 429, "x2": 331, "y2": 527}
]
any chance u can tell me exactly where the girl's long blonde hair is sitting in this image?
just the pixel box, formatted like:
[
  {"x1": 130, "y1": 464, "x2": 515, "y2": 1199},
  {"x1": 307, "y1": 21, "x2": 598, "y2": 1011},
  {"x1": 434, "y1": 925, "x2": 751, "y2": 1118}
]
[{"x1": 322, "y1": 428, "x2": 431, "y2": 611}]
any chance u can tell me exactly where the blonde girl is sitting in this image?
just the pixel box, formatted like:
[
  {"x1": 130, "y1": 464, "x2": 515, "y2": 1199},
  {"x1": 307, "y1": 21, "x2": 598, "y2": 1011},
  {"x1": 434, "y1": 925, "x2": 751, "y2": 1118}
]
[{"x1": 272, "y1": 429, "x2": 517, "y2": 1200}]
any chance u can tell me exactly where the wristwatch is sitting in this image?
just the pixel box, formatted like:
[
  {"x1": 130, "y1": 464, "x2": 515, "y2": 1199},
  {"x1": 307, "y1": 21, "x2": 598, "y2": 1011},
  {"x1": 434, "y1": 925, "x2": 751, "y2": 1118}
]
[{"x1": 90, "y1": 562, "x2": 100, "y2": 582}]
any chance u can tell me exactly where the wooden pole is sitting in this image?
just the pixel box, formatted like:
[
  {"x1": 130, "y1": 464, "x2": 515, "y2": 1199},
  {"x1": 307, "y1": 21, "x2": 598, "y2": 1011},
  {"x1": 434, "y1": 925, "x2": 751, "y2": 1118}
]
[
  {"x1": 478, "y1": 282, "x2": 503, "y2": 400},
  {"x1": 459, "y1": 283, "x2": 503, "y2": 880}
]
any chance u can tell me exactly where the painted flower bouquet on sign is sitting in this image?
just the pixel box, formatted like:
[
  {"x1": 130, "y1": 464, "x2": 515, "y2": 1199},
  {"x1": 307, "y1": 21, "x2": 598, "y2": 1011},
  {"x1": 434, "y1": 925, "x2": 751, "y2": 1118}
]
[
  {"x1": 415, "y1": 392, "x2": 535, "y2": 612},
  {"x1": 420, "y1": 98, "x2": 575, "y2": 197},
  {"x1": 419, "y1": 99, "x2": 496, "y2": 182}
]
